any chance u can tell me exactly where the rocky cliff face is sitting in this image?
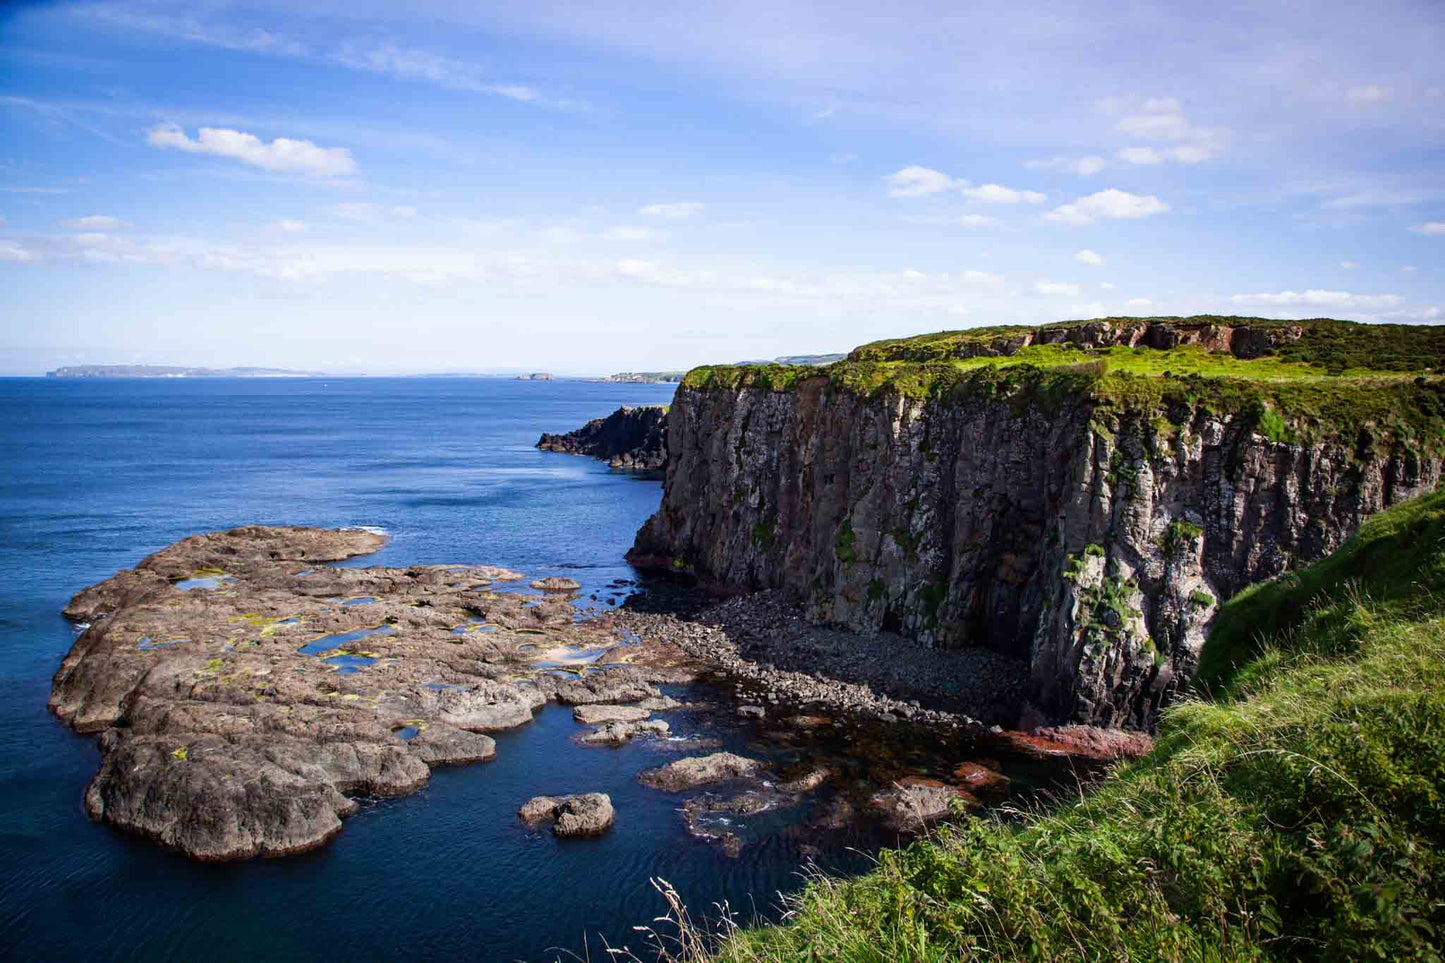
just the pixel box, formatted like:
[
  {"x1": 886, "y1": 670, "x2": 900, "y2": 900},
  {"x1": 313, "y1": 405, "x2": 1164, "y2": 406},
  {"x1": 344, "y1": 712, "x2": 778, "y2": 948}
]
[
  {"x1": 538, "y1": 405, "x2": 668, "y2": 470},
  {"x1": 634, "y1": 321, "x2": 1444, "y2": 728}
]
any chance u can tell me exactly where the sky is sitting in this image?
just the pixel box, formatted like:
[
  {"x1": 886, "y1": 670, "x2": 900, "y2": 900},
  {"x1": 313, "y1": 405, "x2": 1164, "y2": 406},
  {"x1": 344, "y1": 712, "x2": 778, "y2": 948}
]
[{"x1": 0, "y1": 0, "x2": 1442, "y2": 375}]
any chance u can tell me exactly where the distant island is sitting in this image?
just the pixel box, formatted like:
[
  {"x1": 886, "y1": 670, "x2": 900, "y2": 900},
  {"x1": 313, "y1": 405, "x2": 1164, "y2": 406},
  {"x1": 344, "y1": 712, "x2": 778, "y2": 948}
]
[
  {"x1": 602, "y1": 371, "x2": 686, "y2": 384},
  {"x1": 47, "y1": 365, "x2": 325, "y2": 379},
  {"x1": 516, "y1": 372, "x2": 554, "y2": 381},
  {"x1": 602, "y1": 353, "x2": 846, "y2": 384}
]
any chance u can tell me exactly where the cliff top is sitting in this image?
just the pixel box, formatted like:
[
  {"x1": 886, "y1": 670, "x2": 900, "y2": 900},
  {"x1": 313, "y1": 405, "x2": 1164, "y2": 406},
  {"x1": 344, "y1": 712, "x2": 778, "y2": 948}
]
[{"x1": 679, "y1": 316, "x2": 1445, "y2": 449}]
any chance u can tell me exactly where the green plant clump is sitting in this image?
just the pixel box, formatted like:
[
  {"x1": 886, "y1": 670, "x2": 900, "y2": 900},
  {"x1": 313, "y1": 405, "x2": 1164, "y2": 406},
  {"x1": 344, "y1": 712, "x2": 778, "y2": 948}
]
[
  {"x1": 665, "y1": 489, "x2": 1445, "y2": 962},
  {"x1": 834, "y1": 519, "x2": 856, "y2": 565}
]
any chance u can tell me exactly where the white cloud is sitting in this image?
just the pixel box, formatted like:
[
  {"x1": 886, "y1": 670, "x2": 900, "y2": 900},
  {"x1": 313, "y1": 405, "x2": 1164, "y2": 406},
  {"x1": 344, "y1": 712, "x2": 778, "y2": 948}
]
[
  {"x1": 1046, "y1": 188, "x2": 1170, "y2": 225},
  {"x1": 637, "y1": 202, "x2": 705, "y2": 218},
  {"x1": 274, "y1": 219, "x2": 307, "y2": 233},
  {"x1": 1117, "y1": 147, "x2": 1163, "y2": 165},
  {"x1": 1025, "y1": 156, "x2": 1106, "y2": 176},
  {"x1": 392, "y1": 206, "x2": 418, "y2": 218},
  {"x1": 0, "y1": 186, "x2": 68, "y2": 194},
  {"x1": 60, "y1": 214, "x2": 123, "y2": 229},
  {"x1": 1410, "y1": 222, "x2": 1445, "y2": 235},
  {"x1": 603, "y1": 226, "x2": 656, "y2": 241},
  {"x1": 1127, "y1": 297, "x2": 1153, "y2": 307},
  {"x1": 1402, "y1": 265, "x2": 1417, "y2": 273},
  {"x1": 1340, "y1": 261, "x2": 1358, "y2": 269},
  {"x1": 1035, "y1": 280, "x2": 1081, "y2": 296},
  {"x1": 147, "y1": 124, "x2": 356, "y2": 176},
  {"x1": 0, "y1": 241, "x2": 33, "y2": 262},
  {"x1": 962, "y1": 183, "x2": 1045, "y2": 204},
  {"x1": 1100, "y1": 282, "x2": 1116, "y2": 291},
  {"x1": 331, "y1": 203, "x2": 380, "y2": 221},
  {"x1": 1229, "y1": 290, "x2": 1404, "y2": 309},
  {"x1": 0, "y1": 214, "x2": 6, "y2": 226},
  {"x1": 1170, "y1": 144, "x2": 1213, "y2": 164},
  {"x1": 885, "y1": 166, "x2": 960, "y2": 197},
  {"x1": 1347, "y1": 85, "x2": 1392, "y2": 104},
  {"x1": 1074, "y1": 249, "x2": 1106, "y2": 266},
  {"x1": 1100, "y1": 95, "x2": 1221, "y2": 164},
  {"x1": 958, "y1": 214, "x2": 998, "y2": 227},
  {"x1": 1070, "y1": 301, "x2": 1108, "y2": 317}
]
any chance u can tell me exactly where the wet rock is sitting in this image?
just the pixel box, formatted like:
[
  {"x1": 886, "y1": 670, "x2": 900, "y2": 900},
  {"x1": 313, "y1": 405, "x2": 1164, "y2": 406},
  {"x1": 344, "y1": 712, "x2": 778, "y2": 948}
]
[
  {"x1": 572, "y1": 704, "x2": 651, "y2": 725},
  {"x1": 736, "y1": 705, "x2": 766, "y2": 720},
  {"x1": 950, "y1": 761, "x2": 1010, "y2": 799},
  {"x1": 553, "y1": 675, "x2": 661, "y2": 706},
  {"x1": 580, "y1": 719, "x2": 670, "y2": 746},
  {"x1": 869, "y1": 778, "x2": 972, "y2": 833},
  {"x1": 531, "y1": 577, "x2": 582, "y2": 593},
  {"x1": 519, "y1": 793, "x2": 615, "y2": 836},
  {"x1": 777, "y1": 766, "x2": 831, "y2": 794},
  {"x1": 638, "y1": 752, "x2": 762, "y2": 791}
]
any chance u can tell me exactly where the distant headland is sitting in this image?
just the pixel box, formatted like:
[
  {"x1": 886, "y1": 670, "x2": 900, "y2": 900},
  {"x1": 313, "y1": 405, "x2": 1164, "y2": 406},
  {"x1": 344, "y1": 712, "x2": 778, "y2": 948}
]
[{"x1": 47, "y1": 364, "x2": 326, "y2": 379}]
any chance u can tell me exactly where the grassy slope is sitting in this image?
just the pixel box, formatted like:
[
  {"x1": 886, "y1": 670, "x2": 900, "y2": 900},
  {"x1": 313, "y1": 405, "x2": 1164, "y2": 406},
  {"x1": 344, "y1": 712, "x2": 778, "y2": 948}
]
[{"x1": 692, "y1": 491, "x2": 1445, "y2": 962}]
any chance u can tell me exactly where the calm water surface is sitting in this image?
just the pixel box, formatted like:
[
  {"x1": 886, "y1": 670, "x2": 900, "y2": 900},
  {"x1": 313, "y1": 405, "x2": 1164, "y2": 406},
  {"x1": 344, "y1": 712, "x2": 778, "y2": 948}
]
[{"x1": 0, "y1": 376, "x2": 830, "y2": 962}]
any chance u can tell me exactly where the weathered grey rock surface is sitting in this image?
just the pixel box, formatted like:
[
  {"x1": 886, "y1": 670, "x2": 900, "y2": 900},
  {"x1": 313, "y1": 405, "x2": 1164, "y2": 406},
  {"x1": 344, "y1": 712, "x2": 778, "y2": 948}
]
[
  {"x1": 633, "y1": 319, "x2": 1444, "y2": 727},
  {"x1": 638, "y1": 752, "x2": 762, "y2": 791},
  {"x1": 50, "y1": 526, "x2": 694, "y2": 860},
  {"x1": 519, "y1": 793, "x2": 615, "y2": 836},
  {"x1": 538, "y1": 405, "x2": 668, "y2": 470}
]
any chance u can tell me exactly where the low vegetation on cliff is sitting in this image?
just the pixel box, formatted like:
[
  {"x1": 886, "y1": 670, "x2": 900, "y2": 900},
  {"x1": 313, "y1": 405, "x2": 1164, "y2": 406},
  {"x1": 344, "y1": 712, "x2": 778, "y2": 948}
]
[
  {"x1": 678, "y1": 317, "x2": 1445, "y2": 454},
  {"x1": 638, "y1": 490, "x2": 1445, "y2": 961}
]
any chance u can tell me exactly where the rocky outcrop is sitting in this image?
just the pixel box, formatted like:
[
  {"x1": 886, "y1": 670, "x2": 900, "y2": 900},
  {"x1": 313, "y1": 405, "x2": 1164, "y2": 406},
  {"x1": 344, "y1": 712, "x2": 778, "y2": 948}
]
[
  {"x1": 538, "y1": 405, "x2": 668, "y2": 470},
  {"x1": 638, "y1": 752, "x2": 762, "y2": 791},
  {"x1": 633, "y1": 329, "x2": 1445, "y2": 729},
  {"x1": 519, "y1": 793, "x2": 615, "y2": 835},
  {"x1": 49, "y1": 526, "x2": 696, "y2": 860}
]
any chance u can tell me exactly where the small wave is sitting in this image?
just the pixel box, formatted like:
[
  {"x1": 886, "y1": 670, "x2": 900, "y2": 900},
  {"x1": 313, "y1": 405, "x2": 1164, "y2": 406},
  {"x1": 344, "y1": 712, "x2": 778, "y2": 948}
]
[{"x1": 341, "y1": 525, "x2": 390, "y2": 536}]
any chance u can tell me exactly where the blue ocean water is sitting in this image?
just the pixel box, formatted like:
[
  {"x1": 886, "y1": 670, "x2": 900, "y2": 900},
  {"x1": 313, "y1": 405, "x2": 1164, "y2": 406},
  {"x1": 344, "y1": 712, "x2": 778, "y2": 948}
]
[{"x1": 0, "y1": 376, "x2": 842, "y2": 962}]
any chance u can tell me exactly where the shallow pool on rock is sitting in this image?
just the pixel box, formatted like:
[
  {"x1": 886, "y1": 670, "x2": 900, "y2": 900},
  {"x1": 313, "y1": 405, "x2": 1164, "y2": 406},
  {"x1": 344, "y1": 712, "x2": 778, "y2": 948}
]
[{"x1": 297, "y1": 624, "x2": 397, "y2": 656}]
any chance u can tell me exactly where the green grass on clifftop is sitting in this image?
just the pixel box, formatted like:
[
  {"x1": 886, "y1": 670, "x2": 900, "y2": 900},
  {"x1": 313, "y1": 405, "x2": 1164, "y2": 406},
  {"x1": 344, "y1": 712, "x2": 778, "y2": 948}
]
[
  {"x1": 678, "y1": 318, "x2": 1445, "y2": 453},
  {"x1": 642, "y1": 491, "x2": 1445, "y2": 962}
]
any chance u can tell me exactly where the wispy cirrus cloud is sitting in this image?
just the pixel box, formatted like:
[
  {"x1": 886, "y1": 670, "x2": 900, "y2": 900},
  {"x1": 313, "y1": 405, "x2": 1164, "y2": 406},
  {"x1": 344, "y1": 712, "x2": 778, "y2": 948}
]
[
  {"x1": 637, "y1": 202, "x2": 705, "y2": 219},
  {"x1": 1229, "y1": 289, "x2": 1403, "y2": 309},
  {"x1": 72, "y1": 5, "x2": 576, "y2": 109},
  {"x1": 60, "y1": 214, "x2": 124, "y2": 229}
]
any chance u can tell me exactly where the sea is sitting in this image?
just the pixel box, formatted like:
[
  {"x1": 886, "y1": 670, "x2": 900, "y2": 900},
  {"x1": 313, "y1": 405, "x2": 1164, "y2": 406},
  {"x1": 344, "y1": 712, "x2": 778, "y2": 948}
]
[{"x1": 0, "y1": 375, "x2": 795, "y2": 962}]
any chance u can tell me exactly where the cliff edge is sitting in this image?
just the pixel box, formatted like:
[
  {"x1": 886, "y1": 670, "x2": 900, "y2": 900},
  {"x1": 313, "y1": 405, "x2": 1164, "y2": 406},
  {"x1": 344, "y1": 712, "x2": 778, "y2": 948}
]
[{"x1": 632, "y1": 316, "x2": 1445, "y2": 728}]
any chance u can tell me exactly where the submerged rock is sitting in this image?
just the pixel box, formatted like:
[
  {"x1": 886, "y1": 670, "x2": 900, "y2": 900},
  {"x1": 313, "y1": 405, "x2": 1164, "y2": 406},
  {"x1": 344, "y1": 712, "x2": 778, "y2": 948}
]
[
  {"x1": 638, "y1": 752, "x2": 761, "y2": 791},
  {"x1": 519, "y1": 793, "x2": 615, "y2": 836}
]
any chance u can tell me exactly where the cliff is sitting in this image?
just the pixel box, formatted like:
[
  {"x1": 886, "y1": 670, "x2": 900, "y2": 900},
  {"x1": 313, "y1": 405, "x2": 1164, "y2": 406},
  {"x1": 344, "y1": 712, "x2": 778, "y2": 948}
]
[
  {"x1": 538, "y1": 405, "x2": 669, "y2": 470},
  {"x1": 632, "y1": 317, "x2": 1445, "y2": 728}
]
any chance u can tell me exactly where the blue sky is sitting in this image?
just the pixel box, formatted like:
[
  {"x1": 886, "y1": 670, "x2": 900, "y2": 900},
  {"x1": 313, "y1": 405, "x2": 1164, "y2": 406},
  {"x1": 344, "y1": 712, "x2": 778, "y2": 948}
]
[{"x1": 1, "y1": 0, "x2": 1442, "y2": 375}]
